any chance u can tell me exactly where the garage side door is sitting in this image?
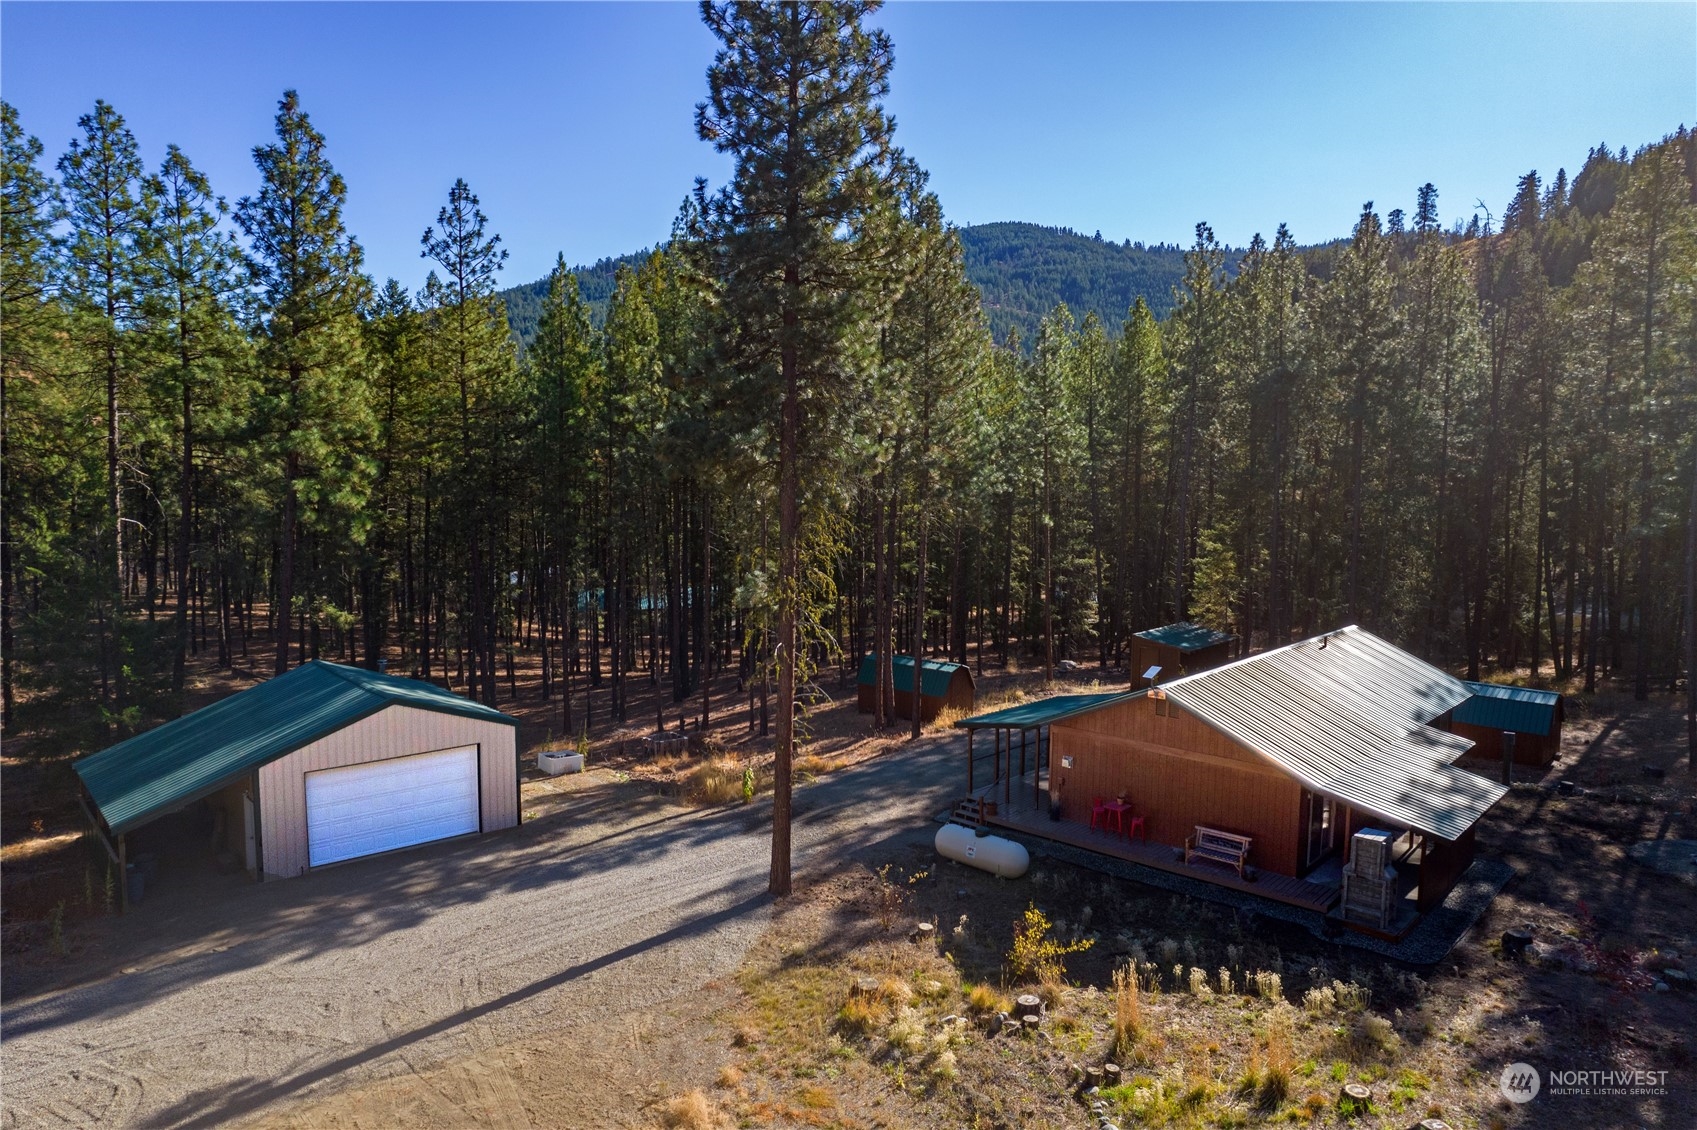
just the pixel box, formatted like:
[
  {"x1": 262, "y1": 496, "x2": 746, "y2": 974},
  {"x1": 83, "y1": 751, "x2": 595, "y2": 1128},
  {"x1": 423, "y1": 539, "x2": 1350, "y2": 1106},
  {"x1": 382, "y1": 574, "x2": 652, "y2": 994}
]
[{"x1": 305, "y1": 745, "x2": 480, "y2": 867}]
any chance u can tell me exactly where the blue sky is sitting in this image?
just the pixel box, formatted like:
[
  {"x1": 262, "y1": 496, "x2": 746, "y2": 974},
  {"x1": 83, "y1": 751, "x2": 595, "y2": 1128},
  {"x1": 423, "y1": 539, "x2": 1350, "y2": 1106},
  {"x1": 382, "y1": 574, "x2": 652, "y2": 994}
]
[{"x1": 3, "y1": 2, "x2": 1691, "y2": 290}]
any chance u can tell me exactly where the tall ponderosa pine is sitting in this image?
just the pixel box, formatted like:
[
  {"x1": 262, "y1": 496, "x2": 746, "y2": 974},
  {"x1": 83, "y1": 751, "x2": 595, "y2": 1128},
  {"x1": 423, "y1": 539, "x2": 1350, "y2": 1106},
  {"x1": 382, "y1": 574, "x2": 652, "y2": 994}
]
[
  {"x1": 420, "y1": 177, "x2": 517, "y2": 705},
  {"x1": 235, "y1": 90, "x2": 374, "y2": 674},
  {"x1": 58, "y1": 100, "x2": 152, "y2": 704},
  {"x1": 695, "y1": 0, "x2": 907, "y2": 896},
  {"x1": 141, "y1": 145, "x2": 243, "y2": 702}
]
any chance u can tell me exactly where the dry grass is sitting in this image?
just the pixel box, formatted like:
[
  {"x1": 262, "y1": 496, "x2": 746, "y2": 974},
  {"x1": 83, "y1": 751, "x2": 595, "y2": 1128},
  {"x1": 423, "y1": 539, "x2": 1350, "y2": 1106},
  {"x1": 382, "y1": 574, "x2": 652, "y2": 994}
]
[
  {"x1": 966, "y1": 983, "x2": 1009, "y2": 1014},
  {"x1": 714, "y1": 1064, "x2": 743, "y2": 1089},
  {"x1": 1111, "y1": 963, "x2": 1142, "y2": 1059},
  {"x1": 685, "y1": 758, "x2": 751, "y2": 806},
  {"x1": 660, "y1": 1088, "x2": 727, "y2": 1130}
]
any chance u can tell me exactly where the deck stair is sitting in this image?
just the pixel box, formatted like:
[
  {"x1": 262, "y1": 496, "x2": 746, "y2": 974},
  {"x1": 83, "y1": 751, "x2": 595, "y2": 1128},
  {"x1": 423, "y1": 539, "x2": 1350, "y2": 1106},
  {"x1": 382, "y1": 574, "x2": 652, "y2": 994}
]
[{"x1": 950, "y1": 796, "x2": 993, "y2": 828}]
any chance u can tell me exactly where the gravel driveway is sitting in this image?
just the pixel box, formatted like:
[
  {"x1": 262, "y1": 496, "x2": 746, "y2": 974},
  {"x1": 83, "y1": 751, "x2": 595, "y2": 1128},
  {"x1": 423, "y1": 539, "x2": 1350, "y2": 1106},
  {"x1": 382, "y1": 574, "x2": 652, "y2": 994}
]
[{"x1": 1, "y1": 734, "x2": 963, "y2": 1129}]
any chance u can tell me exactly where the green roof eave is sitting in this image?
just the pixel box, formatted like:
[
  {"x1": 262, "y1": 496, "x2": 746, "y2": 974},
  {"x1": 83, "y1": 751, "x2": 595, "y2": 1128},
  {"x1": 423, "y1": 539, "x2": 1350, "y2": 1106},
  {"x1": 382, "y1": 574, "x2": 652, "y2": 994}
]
[
  {"x1": 954, "y1": 691, "x2": 1140, "y2": 730},
  {"x1": 1133, "y1": 622, "x2": 1236, "y2": 652},
  {"x1": 75, "y1": 661, "x2": 516, "y2": 835}
]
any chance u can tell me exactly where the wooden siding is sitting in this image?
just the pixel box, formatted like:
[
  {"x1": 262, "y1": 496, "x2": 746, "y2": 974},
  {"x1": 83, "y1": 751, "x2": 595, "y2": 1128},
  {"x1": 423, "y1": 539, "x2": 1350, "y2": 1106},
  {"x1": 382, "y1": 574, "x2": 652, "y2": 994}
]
[
  {"x1": 1418, "y1": 827, "x2": 1477, "y2": 911},
  {"x1": 1452, "y1": 721, "x2": 1559, "y2": 767},
  {"x1": 1132, "y1": 639, "x2": 1233, "y2": 682},
  {"x1": 1050, "y1": 695, "x2": 1304, "y2": 877},
  {"x1": 257, "y1": 704, "x2": 517, "y2": 879}
]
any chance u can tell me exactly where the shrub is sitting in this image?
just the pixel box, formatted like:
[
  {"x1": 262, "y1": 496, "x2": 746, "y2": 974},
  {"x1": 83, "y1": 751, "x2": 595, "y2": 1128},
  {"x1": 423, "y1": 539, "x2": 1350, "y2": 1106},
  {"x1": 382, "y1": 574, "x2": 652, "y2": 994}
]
[
  {"x1": 1187, "y1": 966, "x2": 1212, "y2": 997},
  {"x1": 1253, "y1": 970, "x2": 1285, "y2": 1001},
  {"x1": 887, "y1": 1006, "x2": 927, "y2": 1054},
  {"x1": 1005, "y1": 904, "x2": 1093, "y2": 983},
  {"x1": 1342, "y1": 1012, "x2": 1400, "y2": 1062},
  {"x1": 715, "y1": 1064, "x2": 743, "y2": 1089}
]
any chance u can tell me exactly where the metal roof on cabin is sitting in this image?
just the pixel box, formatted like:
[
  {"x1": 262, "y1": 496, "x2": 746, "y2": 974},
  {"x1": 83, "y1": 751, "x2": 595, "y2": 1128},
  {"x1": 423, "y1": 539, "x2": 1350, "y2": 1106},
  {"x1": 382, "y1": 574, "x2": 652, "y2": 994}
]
[
  {"x1": 1158, "y1": 627, "x2": 1506, "y2": 841},
  {"x1": 1453, "y1": 681, "x2": 1562, "y2": 736},
  {"x1": 954, "y1": 691, "x2": 1138, "y2": 730},
  {"x1": 75, "y1": 660, "x2": 516, "y2": 835},
  {"x1": 857, "y1": 654, "x2": 969, "y2": 699},
  {"x1": 1133, "y1": 622, "x2": 1236, "y2": 651}
]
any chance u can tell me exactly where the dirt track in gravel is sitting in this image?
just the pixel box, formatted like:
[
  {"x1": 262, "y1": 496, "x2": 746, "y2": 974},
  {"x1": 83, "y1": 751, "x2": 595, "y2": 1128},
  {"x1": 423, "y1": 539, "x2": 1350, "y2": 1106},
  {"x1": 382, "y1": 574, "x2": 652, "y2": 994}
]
[{"x1": 0, "y1": 738, "x2": 963, "y2": 1129}]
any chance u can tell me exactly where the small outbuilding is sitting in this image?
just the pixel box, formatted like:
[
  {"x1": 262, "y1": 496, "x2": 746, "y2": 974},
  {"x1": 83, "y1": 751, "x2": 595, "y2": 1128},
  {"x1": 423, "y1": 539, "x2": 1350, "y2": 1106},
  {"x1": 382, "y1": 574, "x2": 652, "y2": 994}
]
[
  {"x1": 1130, "y1": 622, "x2": 1235, "y2": 683},
  {"x1": 1447, "y1": 681, "x2": 1565, "y2": 767},
  {"x1": 857, "y1": 654, "x2": 975, "y2": 723},
  {"x1": 76, "y1": 660, "x2": 519, "y2": 887}
]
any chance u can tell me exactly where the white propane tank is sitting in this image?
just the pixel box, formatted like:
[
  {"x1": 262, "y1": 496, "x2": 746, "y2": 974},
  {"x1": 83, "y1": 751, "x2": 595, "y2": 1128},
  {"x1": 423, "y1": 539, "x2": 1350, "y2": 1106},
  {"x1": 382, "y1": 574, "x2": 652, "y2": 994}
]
[{"x1": 935, "y1": 823, "x2": 1030, "y2": 878}]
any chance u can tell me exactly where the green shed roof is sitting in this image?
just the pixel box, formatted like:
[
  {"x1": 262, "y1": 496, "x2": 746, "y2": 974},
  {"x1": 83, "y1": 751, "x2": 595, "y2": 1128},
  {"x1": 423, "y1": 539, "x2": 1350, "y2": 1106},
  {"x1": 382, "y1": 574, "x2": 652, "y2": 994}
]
[
  {"x1": 1453, "y1": 681, "x2": 1562, "y2": 737},
  {"x1": 1134, "y1": 622, "x2": 1235, "y2": 652},
  {"x1": 857, "y1": 654, "x2": 970, "y2": 699},
  {"x1": 954, "y1": 691, "x2": 1138, "y2": 730},
  {"x1": 75, "y1": 661, "x2": 516, "y2": 835}
]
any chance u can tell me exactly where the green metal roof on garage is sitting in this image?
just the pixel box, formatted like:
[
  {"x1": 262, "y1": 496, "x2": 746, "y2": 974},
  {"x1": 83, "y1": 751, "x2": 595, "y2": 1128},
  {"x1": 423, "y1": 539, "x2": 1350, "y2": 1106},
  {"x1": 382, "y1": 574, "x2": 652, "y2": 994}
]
[
  {"x1": 954, "y1": 691, "x2": 1139, "y2": 730},
  {"x1": 1454, "y1": 681, "x2": 1563, "y2": 736},
  {"x1": 857, "y1": 654, "x2": 969, "y2": 699},
  {"x1": 1134, "y1": 622, "x2": 1235, "y2": 651},
  {"x1": 75, "y1": 661, "x2": 516, "y2": 835}
]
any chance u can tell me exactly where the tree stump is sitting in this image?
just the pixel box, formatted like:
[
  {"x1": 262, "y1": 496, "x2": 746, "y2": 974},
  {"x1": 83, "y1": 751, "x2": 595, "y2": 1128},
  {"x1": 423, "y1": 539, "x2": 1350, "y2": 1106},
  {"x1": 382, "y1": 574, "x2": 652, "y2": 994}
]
[
  {"x1": 1022, "y1": 1014, "x2": 1042, "y2": 1031},
  {"x1": 1338, "y1": 1083, "x2": 1372, "y2": 1109},
  {"x1": 1415, "y1": 1120, "x2": 1454, "y2": 1130},
  {"x1": 852, "y1": 977, "x2": 881, "y2": 998},
  {"x1": 1084, "y1": 1066, "x2": 1104, "y2": 1089},
  {"x1": 911, "y1": 922, "x2": 936, "y2": 944},
  {"x1": 1101, "y1": 1063, "x2": 1121, "y2": 1085},
  {"x1": 1501, "y1": 928, "x2": 1533, "y2": 961},
  {"x1": 1014, "y1": 993, "x2": 1043, "y2": 1021}
]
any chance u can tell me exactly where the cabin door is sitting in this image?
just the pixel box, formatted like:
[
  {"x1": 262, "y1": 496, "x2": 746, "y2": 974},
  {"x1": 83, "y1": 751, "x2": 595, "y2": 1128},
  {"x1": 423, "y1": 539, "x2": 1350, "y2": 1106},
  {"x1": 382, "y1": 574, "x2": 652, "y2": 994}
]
[{"x1": 1303, "y1": 790, "x2": 1336, "y2": 869}]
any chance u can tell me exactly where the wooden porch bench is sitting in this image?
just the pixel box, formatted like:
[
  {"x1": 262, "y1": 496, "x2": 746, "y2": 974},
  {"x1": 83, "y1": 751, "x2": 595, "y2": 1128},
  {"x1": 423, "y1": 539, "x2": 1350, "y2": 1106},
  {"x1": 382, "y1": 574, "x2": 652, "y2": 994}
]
[{"x1": 1185, "y1": 826, "x2": 1251, "y2": 878}]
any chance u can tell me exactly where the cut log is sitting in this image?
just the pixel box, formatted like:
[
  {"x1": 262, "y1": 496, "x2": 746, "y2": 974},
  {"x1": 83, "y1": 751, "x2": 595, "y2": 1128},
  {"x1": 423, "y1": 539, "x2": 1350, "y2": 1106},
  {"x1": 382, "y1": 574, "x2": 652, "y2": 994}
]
[
  {"x1": 911, "y1": 922, "x2": 937, "y2": 943},
  {"x1": 1501, "y1": 928, "x2": 1533, "y2": 960},
  {"x1": 1014, "y1": 993, "x2": 1043, "y2": 1020},
  {"x1": 1339, "y1": 1082, "x2": 1372, "y2": 1108},
  {"x1": 852, "y1": 976, "x2": 881, "y2": 997},
  {"x1": 1102, "y1": 1063, "x2": 1121, "y2": 1085}
]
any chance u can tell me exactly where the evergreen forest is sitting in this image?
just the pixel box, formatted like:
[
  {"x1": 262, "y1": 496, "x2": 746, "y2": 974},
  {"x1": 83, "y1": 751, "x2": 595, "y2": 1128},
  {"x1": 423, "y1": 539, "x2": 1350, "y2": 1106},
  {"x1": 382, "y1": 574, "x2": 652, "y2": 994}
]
[{"x1": 4, "y1": 1, "x2": 1695, "y2": 869}]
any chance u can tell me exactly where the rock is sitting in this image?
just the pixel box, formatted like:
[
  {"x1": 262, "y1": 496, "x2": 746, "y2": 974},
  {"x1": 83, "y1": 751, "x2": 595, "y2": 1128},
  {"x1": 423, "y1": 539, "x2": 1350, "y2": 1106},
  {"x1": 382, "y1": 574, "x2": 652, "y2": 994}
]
[
  {"x1": 1089, "y1": 1100, "x2": 1107, "y2": 1114},
  {"x1": 1663, "y1": 969, "x2": 1689, "y2": 984},
  {"x1": 1654, "y1": 981, "x2": 1670, "y2": 993}
]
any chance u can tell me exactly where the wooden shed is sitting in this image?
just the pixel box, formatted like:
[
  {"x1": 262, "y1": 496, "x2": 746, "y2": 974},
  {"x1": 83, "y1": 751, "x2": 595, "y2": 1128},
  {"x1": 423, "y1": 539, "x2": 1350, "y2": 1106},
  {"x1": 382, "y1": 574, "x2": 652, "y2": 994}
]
[
  {"x1": 956, "y1": 627, "x2": 1507, "y2": 934},
  {"x1": 76, "y1": 660, "x2": 519, "y2": 891},
  {"x1": 1445, "y1": 681, "x2": 1565, "y2": 767},
  {"x1": 857, "y1": 654, "x2": 975, "y2": 723},
  {"x1": 1130, "y1": 622, "x2": 1235, "y2": 684}
]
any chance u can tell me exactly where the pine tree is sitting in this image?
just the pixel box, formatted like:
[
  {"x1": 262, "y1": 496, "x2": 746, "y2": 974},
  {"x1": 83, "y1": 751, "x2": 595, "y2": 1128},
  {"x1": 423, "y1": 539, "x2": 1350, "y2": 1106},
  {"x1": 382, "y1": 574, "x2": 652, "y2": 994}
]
[
  {"x1": 2, "y1": 101, "x2": 66, "y2": 725},
  {"x1": 140, "y1": 145, "x2": 243, "y2": 702},
  {"x1": 695, "y1": 0, "x2": 907, "y2": 896},
  {"x1": 57, "y1": 100, "x2": 152, "y2": 704},
  {"x1": 235, "y1": 90, "x2": 374, "y2": 674},
  {"x1": 420, "y1": 178, "x2": 517, "y2": 705}
]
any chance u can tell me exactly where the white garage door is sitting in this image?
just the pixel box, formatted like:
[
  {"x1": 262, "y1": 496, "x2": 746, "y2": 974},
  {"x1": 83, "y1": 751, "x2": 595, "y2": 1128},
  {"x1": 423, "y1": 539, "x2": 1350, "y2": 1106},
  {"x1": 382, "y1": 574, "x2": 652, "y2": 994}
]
[{"x1": 305, "y1": 746, "x2": 480, "y2": 867}]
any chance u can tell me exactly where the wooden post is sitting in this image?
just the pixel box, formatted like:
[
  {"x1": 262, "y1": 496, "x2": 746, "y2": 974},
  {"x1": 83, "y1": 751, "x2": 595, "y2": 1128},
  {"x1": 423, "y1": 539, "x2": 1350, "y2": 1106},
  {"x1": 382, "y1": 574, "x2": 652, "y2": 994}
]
[
  {"x1": 118, "y1": 832, "x2": 128, "y2": 914},
  {"x1": 1034, "y1": 725, "x2": 1043, "y2": 811},
  {"x1": 1501, "y1": 731, "x2": 1515, "y2": 785}
]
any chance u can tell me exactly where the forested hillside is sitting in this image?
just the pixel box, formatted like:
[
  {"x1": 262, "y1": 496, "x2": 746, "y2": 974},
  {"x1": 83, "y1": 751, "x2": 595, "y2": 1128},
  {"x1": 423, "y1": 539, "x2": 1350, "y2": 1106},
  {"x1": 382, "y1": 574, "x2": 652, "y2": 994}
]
[
  {"x1": 500, "y1": 222, "x2": 1193, "y2": 348},
  {"x1": 957, "y1": 222, "x2": 1192, "y2": 344},
  {"x1": 499, "y1": 248, "x2": 650, "y2": 343},
  {"x1": 3, "y1": 8, "x2": 1693, "y2": 781}
]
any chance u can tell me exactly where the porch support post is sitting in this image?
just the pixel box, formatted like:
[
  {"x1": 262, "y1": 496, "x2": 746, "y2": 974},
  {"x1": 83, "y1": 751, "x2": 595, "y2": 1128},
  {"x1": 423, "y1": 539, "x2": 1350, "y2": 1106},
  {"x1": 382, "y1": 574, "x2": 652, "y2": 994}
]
[
  {"x1": 966, "y1": 729, "x2": 974, "y2": 793},
  {"x1": 118, "y1": 832, "x2": 128, "y2": 915}
]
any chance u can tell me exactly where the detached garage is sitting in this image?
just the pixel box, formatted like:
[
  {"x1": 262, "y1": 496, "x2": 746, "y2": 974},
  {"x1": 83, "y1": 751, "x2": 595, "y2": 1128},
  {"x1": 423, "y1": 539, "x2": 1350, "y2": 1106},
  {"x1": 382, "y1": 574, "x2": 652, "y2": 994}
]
[{"x1": 76, "y1": 660, "x2": 519, "y2": 888}]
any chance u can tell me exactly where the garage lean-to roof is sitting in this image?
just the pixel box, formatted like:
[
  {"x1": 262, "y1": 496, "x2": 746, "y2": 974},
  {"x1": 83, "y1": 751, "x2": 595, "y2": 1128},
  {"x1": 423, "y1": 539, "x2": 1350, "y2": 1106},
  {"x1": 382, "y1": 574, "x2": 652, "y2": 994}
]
[
  {"x1": 75, "y1": 661, "x2": 516, "y2": 835},
  {"x1": 1158, "y1": 626, "x2": 1507, "y2": 841}
]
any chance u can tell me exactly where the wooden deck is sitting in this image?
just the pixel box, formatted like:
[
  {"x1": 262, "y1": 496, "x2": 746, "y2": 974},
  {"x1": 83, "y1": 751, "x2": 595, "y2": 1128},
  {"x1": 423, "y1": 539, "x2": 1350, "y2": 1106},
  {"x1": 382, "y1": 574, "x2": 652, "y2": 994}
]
[{"x1": 966, "y1": 784, "x2": 1340, "y2": 914}]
